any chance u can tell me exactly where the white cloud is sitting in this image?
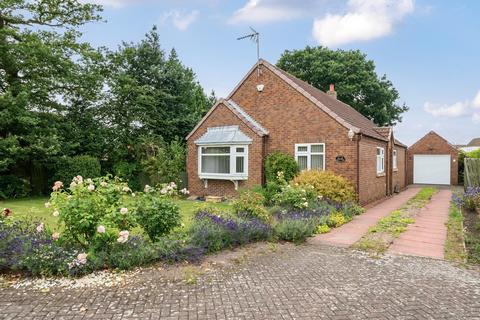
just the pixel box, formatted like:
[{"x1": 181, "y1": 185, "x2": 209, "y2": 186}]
[
  {"x1": 160, "y1": 10, "x2": 199, "y2": 31},
  {"x1": 231, "y1": 0, "x2": 307, "y2": 24},
  {"x1": 423, "y1": 101, "x2": 470, "y2": 117},
  {"x1": 473, "y1": 90, "x2": 480, "y2": 108},
  {"x1": 473, "y1": 113, "x2": 480, "y2": 124},
  {"x1": 312, "y1": 0, "x2": 414, "y2": 46},
  {"x1": 424, "y1": 89, "x2": 480, "y2": 122}
]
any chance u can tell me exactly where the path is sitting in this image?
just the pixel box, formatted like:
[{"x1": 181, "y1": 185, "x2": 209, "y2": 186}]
[
  {"x1": 314, "y1": 187, "x2": 421, "y2": 247},
  {"x1": 388, "y1": 189, "x2": 452, "y2": 259}
]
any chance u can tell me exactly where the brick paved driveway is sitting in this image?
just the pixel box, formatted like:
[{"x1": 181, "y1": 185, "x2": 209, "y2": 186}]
[{"x1": 1, "y1": 243, "x2": 480, "y2": 320}]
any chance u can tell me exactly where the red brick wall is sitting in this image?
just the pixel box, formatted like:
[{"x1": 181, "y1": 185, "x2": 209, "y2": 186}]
[
  {"x1": 407, "y1": 131, "x2": 459, "y2": 185},
  {"x1": 230, "y1": 65, "x2": 358, "y2": 186},
  {"x1": 392, "y1": 146, "x2": 407, "y2": 191},
  {"x1": 186, "y1": 103, "x2": 264, "y2": 197},
  {"x1": 358, "y1": 136, "x2": 388, "y2": 204}
]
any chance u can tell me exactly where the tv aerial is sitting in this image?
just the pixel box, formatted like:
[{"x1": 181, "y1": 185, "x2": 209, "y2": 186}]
[{"x1": 237, "y1": 27, "x2": 261, "y2": 76}]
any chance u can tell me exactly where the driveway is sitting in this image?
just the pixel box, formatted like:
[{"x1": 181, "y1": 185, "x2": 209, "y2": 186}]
[{"x1": 1, "y1": 243, "x2": 479, "y2": 319}]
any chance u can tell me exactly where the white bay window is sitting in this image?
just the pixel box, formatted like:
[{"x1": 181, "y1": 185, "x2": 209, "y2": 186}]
[
  {"x1": 295, "y1": 143, "x2": 325, "y2": 171},
  {"x1": 198, "y1": 145, "x2": 248, "y2": 179}
]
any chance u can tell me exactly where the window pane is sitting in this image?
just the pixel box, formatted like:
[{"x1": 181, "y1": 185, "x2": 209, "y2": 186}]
[
  {"x1": 236, "y1": 147, "x2": 245, "y2": 153},
  {"x1": 297, "y1": 156, "x2": 308, "y2": 170},
  {"x1": 311, "y1": 144, "x2": 324, "y2": 153},
  {"x1": 311, "y1": 155, "x2": 324, "y2": 170},
  {"x1": 377, "y1": 148, "x2": 381, "y2": 155},
  {"x1": 202, "y1": 147, "x2": 230, "y2": 154},
  {"x1": 236, "y1": 156, "x2": 245, "y2": 173},
  {"x1": 201, "y1": 155, "x2": 230, "y2": 173},
  {"x1": 297, "y1": 146, "x2": 308, "y2": 152}
]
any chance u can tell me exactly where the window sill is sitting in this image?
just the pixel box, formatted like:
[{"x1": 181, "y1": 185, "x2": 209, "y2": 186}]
[
  {"x1": 199, "y1": 174, "x2": 248, "y2": 181},
  {"x1": 393, "y1": 168, "x2": 398, "y2": 172},
  {"x1": 376, "y1": 172, "x2": 386, "y2": 178}
]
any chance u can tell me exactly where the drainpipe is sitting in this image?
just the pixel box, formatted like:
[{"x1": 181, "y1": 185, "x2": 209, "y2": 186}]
[{"x1": 356, "y1": 133, "x2": 362, "y2": 201}]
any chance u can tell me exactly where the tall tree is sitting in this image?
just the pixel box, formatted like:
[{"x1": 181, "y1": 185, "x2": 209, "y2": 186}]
[
  {"x1": 277, "y1": 46, "x2": 408, "y2": 126},
  {"x1": 0, "y1": 0, "x2": 103, "y2": 176}
]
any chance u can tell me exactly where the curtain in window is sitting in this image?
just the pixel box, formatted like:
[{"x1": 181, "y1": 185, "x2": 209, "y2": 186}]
[
  {"x1": 311, "y1": 154, "x2": 324, "y2": 170},
  {"x1": 201, "y1": 155, "x2": 230, "y2": 173},
  {"x1": 236, "y1": 157, "x2": 244, "y2": 173},
  {"x1": 297, "y1": 155, "x2": 308, "y2": 171}
]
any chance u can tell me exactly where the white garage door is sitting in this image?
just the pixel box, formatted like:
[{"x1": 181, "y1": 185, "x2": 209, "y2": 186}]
[{"x1": 413, "y1": 155, "x2": 451, "y2": 185}]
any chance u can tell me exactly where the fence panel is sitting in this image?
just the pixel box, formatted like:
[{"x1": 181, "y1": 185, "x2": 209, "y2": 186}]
[{"x1": 464, "y1": 158, "x2": 480, "y2": 188}]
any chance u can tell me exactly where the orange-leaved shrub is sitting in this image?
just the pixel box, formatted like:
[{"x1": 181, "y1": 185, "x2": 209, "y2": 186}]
[{"x1": 291, "y1": 170, "x2": 356, "y2": 203}]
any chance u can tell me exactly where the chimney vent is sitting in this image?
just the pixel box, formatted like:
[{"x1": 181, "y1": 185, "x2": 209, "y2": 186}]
[{"x1": 327, "y1": 83, "x2": 337, "y2": 99}]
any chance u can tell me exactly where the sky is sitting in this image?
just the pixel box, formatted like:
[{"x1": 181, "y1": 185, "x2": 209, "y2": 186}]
[{"x1": 78, "y1": 0, "x2": 480, "y2": 146}]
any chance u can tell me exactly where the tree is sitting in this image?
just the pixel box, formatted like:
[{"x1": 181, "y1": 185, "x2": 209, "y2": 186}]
[
  {"x1": 277, "y1": 46, "x2": 408, "y2": 126},
  {"x1": 0, "y1": 0, "x2": 103, "y2": 187}
]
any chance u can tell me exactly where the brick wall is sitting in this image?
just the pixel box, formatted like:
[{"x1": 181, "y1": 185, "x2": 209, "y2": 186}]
[
  {"x1": 230, "y1": 65, "x2": 358, "y2": 186},
  {"x1": 358, "y1": 136, "x2": 388, "y2": 204},
  {"x1": 392, "y1": 146, "x2": 407, "y2": 191},
  {"x1": 186, "y1": 103, "x2": 264, "y2": 197},
  {"x1": 406, "y1": 131, "x2": 459, "y2": 185}
]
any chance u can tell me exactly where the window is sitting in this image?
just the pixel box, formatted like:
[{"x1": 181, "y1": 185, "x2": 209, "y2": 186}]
[
  {"x1": 295, "y1": 143, "x2": 325, "y2": 171},
  {"x1": 198, "y1": 145, "x2": 248, "y2": 178},
  {"x1": 376, "y1": 147, "x2": 385, "y2": 174},
  {"x1": 393, "y1": 149, "x2": 398, "y2": 170}
]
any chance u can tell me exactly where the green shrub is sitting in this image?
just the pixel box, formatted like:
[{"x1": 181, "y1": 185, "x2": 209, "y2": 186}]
[
  {"x1": 135, "y1": 192, "x2": 181, "y2": 241},
  {"x1": 232, "y1": 190, "x2": 270, "y2": 222},
  {"x1": 291, "y1": 170, "x2": 356, "y2": 203},
  {"x1": 53, "y1": 155, "x2": 101, "y2": 187},
  {"x1": 0, "y1": 175, "x2": 31, "y2": 199},
  {"x1": 264, "y1": 152, "x2": 299, "y2": 183},
  {"x1": 22, "y1": 243, "x2": 78, "y2": 277},
  {"x1": 101, "y1": 236, "x2": 157, "y2": 270},
  {"x1": 340, "y1": 203, "x2": 365, "y2": 219},
  {"x1": 273, "y1": 184, "x2": 316, "y2": 209},
  {"x1": 327, "y1": 212, "x2": 347, "y2": 228},
  {"x1": 274, "y1": 219, "x2": 316, "y2": 243},
  {"x1": 49, "y1": 175, "x2": 138, "y2": 248},
  {"x1": 316, "y1": 224, "x2": 330, "y2": 234}
]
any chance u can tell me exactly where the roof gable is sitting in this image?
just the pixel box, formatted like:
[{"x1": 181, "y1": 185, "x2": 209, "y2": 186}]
[
  {"x1": 408, "y1": 131, "x2": 457, "y2": 152},
  {"x1": 185, "y1": 99, "x2": 268, "y2": 140},
  {"x1": 467, "y1": 138, "x2": 480, "y2": 146},
  {"x1": 227, "y1": 59, "x2": 388, "y2": 142}
]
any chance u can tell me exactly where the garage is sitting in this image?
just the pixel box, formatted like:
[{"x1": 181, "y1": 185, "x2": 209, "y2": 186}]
[
  {"x1": 413, "y1": 155, "x2": 451, "y2": 185},
  {"x1": 407, "y1": 131, "x2": 458, "y2": 186}
]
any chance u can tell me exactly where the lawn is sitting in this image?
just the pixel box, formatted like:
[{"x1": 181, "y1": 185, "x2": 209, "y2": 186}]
[{"x1": 1, "y1": 197, "x2": 232, "y2": 230}]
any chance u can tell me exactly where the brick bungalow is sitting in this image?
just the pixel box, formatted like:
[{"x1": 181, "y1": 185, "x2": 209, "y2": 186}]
[{"x1": 186, "y1": 60, "x2": 407, "y2": 204}]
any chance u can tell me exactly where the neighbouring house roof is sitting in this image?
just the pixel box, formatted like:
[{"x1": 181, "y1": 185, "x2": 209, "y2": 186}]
[
  {"x1": 243, "y1": 59, "x2": 388, "y2": 142},
  {"x1": 186, "y1": 98, "x2": 268, "y2": 140},
  {"x1": 467, "y1": 138, "x2": 480, "y2": 146},
  {"x1": 194, "y1": 125, "x2": 252, "y2": 145}
]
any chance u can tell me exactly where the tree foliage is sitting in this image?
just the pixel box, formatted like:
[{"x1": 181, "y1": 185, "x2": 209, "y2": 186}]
[{"x1": 277, "y1": 46, "x2": 408, "y2": 126}]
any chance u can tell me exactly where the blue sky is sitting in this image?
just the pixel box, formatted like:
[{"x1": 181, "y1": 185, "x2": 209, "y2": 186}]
[{"x1": 79, "y1": 0, "x2": 480, "y2": 145}]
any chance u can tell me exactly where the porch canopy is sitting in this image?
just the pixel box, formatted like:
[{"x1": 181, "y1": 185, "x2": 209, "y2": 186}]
[{"x1": 195, "y1": 126, "x2": 252, "y2": 145}]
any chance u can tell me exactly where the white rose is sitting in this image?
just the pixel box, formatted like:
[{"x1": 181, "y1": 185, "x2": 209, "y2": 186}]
[
  {"x1": 44, "y1": 202, "x2": 51, "y2": 208},
  {"x1": 52, "y1": 210, "x2": 60, "y2": 217},
  {"x1": 52, "y1": 232, "x2": 60, "y2": 240},
  {"x1": 97, "y1": 225, "x2": 106, "y2": 233},
  {"x1": 36, "y1": 223, "x2": 44, "y2": 233},
  {"x1": 77, "y1": 253, "x2": 88, "y2": 264},
  {"x1": 87, "y1": 184, "x2": 95, "y2": 191},
  {"x1": 122, "y1": 186, "x2": 131, "y2": 192},
  {"x1": 100, "y1": 181, "x2": 108, "y2": 187},
  {"x1": 120, "y1": 207, "x2": 128, "y2": 214}
]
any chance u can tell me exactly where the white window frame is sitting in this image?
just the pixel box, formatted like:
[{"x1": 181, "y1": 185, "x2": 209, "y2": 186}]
[
  {"x1": 376, "y1": 147, "x2": 385, "y2": 174},
  {"x1": 295, "y1": 143, "x2": 326, "y2": 171},
  {"x1": 198, "y1": 145, "x2": 248, "y2": 180},
  {"x1": 393, "y1": 149, "x2": 398, "y2": 170}
]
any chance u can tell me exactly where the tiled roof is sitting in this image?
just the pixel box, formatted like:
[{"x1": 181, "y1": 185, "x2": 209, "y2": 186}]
[
  {"x1": 374, "y1": 127, "x2": 392, "y2": 140},
  {"x1": 467, "y1": 138, "x2": 480, "y2": 146},
  {"x1": 262, "y1": 60, "x2": 388, "y2": 141},
  {"x1": 394, "y1": 139, "x2": 408, "y2": 148},
  {"x1": 226, "y1": 100, "x2": 269, "y2": 136}
]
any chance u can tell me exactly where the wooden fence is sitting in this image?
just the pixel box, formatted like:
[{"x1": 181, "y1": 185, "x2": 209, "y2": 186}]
[{"x1": 464, "y1": 158, "x2": 480, "y2": 188}]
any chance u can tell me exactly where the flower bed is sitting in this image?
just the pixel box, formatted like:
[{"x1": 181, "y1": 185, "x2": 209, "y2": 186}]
[{"x1": 1, "y1": 170, "x2": 365, "y2": 278}]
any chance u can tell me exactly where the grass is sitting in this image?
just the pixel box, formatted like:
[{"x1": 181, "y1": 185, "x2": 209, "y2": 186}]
[
  {"x1": 354, "y1": 187, "x2": 437, "y2": 254},
  {"x1": 0, "y1": 196, "x2": 232, "y2": 230},
  {"x1": 444, "y1": 202, "x2": 466, "y2": 263}
]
